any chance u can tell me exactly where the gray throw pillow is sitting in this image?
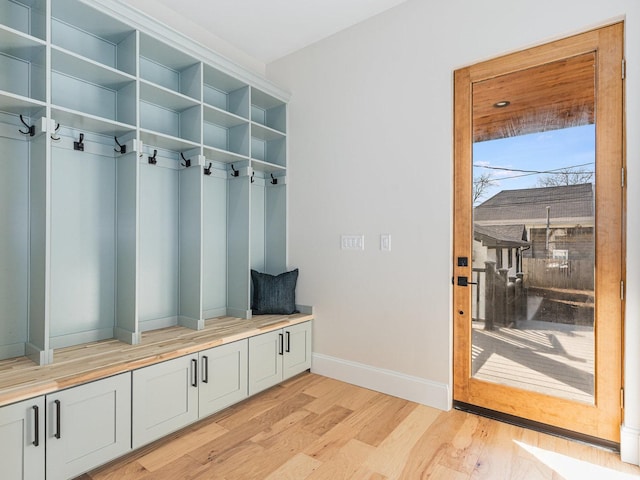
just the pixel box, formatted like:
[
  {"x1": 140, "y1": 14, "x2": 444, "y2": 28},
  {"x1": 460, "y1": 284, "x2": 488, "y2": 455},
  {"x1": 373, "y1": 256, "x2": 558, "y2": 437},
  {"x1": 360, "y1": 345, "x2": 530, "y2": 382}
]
[{"x1": 251, "y1": 269, "x2": 298, "y2": 315}]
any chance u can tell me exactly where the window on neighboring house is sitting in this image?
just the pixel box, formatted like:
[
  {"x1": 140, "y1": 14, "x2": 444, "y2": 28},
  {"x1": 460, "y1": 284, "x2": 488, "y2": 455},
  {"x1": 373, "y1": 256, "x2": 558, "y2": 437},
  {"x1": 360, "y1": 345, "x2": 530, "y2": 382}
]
[
  {"x1": 508, "y1": 248, "x2": 513, "y2": 268},
  {"x1": 496, "y1": 248, "x2": 503, "y2": 269}
]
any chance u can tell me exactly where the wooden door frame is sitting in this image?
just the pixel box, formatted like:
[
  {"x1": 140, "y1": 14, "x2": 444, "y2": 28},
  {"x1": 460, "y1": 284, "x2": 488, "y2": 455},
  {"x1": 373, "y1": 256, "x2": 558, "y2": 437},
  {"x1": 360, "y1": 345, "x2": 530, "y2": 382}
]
[{"x1": 453, "y1": 23, "x2": 625, "y2": 442}]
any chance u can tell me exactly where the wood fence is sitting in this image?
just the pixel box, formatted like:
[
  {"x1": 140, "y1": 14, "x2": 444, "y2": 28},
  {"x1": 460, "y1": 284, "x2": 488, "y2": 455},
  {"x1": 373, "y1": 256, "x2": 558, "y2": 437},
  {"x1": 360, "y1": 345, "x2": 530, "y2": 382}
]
[{"x1": 522, "y1": 258, "x2": 594, "y2": 290}]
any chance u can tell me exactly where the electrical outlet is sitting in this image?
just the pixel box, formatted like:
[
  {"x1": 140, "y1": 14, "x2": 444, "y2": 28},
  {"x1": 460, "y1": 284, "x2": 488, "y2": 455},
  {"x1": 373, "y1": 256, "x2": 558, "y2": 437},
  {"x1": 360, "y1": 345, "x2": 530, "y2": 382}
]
[
  {"x1": 380, "y1": 234, "x2": 391, "y2": 251},
  {"x1": 341, "y1": 235, "x2": 364, "y2": 250}
]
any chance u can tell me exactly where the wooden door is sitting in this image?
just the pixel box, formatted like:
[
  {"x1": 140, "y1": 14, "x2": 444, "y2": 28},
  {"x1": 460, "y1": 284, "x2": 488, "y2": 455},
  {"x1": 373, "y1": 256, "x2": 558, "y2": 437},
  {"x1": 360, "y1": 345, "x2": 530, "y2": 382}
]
[
  {"x1": 453, "y1": 23, "x2": 624, "y2": 443},
  {"x1": 0, "y1": 397, "x2": 45, "y2": 480}
]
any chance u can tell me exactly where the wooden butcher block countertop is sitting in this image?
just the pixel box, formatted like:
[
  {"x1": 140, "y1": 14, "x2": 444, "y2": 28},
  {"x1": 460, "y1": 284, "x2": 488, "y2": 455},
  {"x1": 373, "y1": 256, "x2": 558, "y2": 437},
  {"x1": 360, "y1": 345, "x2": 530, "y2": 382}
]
[{"x1": 0, "y1": 313, "x2": 313, "y2": 408}]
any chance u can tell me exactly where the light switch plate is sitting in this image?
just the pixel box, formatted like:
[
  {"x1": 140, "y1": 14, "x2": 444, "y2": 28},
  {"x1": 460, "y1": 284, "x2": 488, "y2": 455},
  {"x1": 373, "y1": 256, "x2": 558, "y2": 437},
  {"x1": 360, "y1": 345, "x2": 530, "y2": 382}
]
[
  {"x1": 341, "y1": 235, "x2": 364, "y2": 250},
  {"x1": 380, "y1": 234, "x2": 391, "y2": 251}
]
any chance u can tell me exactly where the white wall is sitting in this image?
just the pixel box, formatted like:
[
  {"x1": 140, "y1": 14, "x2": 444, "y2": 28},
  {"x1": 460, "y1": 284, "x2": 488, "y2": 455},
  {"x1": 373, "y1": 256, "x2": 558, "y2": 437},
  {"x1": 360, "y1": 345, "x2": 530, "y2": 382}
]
[
  {"x1": 267, "y1": 0, "x2": 640, "y2": 461},
  {"x1": 117, "y1": 0, "x2": 266, "y2": 75}
]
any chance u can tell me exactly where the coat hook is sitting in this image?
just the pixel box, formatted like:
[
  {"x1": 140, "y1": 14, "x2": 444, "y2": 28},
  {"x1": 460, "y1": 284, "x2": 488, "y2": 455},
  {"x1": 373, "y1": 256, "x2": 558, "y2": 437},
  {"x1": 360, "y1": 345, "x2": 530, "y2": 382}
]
[
  {"x1": 74, "y1": 133, "x2": 84, "y2": 151},
  {"x1": 251, "y1": 171, "x2": 255, "y2": 183},
  {"x1": 230, "y1": 164, "x2": 239, "y2": 177},
  {"x1": 50, "y1": 123, "x2": 61, "y2": 141},
  {"x1": 204, "y1": 162, "x2": 212, "y2": 176},
  {"x1": 114, "y1": 136, "x2": 126, "y2": 154},
  {"x1": 18, "y1": 115, "x2": 35, "y2": 137},
  {"x1": 180, "y1": 152, "x2": 191, "y2": 168},
  {"x1": 148, "y1": 149, "x2": 157, "y2": 165},
  {"x1": 270, "y1": 173, "x2": 278, "y2": 185}
]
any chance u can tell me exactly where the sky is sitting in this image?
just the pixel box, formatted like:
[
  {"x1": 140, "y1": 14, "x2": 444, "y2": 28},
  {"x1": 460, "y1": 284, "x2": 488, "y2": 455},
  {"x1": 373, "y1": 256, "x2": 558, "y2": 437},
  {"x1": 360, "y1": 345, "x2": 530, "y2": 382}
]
[{"x1": 472, "y1": 124, "x2": 595, "y2": 204}]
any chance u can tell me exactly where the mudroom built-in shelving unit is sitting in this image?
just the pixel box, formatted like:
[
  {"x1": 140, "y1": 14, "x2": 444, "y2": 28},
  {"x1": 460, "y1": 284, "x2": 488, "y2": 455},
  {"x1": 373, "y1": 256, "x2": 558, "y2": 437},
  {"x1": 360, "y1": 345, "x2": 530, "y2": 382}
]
[{"x1": 0, "y1": 0, "x2": 292, "y2": 365}]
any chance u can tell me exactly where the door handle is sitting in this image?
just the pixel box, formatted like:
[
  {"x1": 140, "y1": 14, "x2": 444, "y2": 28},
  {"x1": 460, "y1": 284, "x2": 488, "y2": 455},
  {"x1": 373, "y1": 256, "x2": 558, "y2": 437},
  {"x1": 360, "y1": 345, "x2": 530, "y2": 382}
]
[
  {"x1": 457, "y1": 276, "x2": 478, "y2": 287},
  {"x1": 202, "y1": 356, "x2": 209, "y2": 384},
  {"x1": 278, "y1": 333, "x2": 284, "y2": 355},
  {"x1": 191, "y1": 358, "x2": 198, "y2": 387},
  {"x1": 54, "y1": 399, "x2": 61, "y2": 439},
  {"x1": 32, "y1": 405, "x2": 40, "y2": 447}
]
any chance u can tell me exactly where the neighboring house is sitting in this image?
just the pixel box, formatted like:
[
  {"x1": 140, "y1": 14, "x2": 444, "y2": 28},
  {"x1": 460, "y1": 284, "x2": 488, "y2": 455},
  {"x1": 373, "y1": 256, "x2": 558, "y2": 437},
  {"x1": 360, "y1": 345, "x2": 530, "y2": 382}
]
[{"x1": 473, "y1": 183, "x2": 595, "y2": 290}]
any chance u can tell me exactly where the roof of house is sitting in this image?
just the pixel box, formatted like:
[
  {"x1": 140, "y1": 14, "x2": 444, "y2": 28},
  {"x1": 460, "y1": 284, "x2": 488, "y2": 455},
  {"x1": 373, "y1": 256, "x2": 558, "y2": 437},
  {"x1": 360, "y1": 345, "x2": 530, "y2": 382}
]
[
  {"x1": 474, "y1": 224, "x2": 529, "y2": 247},
  {"x1": 474, "y1": 183, "x2": 593, "y2": 223}
]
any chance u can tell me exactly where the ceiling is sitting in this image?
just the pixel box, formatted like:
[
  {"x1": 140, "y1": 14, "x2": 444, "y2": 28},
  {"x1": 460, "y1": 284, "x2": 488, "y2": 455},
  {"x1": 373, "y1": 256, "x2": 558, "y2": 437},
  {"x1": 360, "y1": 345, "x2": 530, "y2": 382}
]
[
  {"x1": 472, "y1": 53, "x2": 595, "y2": 142},
  {"x1": 121, "y1": 0, "x2": 410, "y2": 64}
]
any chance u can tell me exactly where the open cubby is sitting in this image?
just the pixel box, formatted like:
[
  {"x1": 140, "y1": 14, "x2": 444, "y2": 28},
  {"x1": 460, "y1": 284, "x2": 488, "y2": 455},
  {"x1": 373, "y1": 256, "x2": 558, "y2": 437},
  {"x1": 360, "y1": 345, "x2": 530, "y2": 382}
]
[
  {"x1": 251, "y1": 88, "x2": 286, "y2": 133},
  {"x1": 139, "y1": 34, "x2": 201, "y2": 101},
  {"x1": 140, "y1": 82, "x2": 201, "y2": 145},
  {"x1": 202, "y1": 162, "x2": 229, "y2": 319},
  {"x1": 0, "y1": 0, "x2": 47, "y2": 41},
  {"x1": 204, "y1": 65, "x2": 249, "y2": 118},
  {"x1": 51, "y1": 0, "x2": 136, "y2": 75},
  {"x1": 250, "y1": 174, "x2": 287, "y2": 277},
  {"x1": 51, "y1": 48, "x2": 137, "y2": 128},
  {"x1": 251, "y1": 128, "x2": 286, "y2": 167},
  {"x1": 0, "y1": 30, "x2": 46, "y2": 105},
  {"x1": 203, "y1": 107, "x2": 249, "y2": 163},
  {"x1": 48, "y1": 126, "x2": 138, "y2": 349},
  {"x1": 0, "y1": 112, "x2": 35, "y2": 360},
  {"x1": 138, "y1": 146, "x2": 204, "y2": 331}
]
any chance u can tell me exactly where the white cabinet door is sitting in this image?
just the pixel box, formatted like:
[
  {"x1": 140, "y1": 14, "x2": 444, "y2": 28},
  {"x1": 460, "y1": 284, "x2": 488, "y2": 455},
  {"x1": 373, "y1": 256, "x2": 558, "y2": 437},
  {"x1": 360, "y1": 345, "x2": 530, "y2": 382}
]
[
  {"x1": 198, "y1": 339, "x2": 248, "y2": 418},
  {"x1": 0, "y1": 397, "x2": 45, "y2": 480},
  {"x1": 248, "y1": 330, "x2": 283, "y2": 395},
  {"x1": 248, "y1": 322, "x2": 313, "y2": 396},
  {"x1": 46, "y1": 373, "x2": 131, "y2": 480},
  {"x1": 132, "y1": 353, "x2": 199, "y2": 448},
  {"x1": 283, "y1": 321, "x2": 312, "y2": 380}
]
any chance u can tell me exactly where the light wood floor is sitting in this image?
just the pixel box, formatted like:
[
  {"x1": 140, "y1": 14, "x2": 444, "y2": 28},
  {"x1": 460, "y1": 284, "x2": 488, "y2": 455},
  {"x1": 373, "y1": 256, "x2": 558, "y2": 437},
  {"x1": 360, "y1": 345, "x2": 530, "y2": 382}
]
[{"x1": 77, "y1": 373, "x2": 640, "y2": 480}]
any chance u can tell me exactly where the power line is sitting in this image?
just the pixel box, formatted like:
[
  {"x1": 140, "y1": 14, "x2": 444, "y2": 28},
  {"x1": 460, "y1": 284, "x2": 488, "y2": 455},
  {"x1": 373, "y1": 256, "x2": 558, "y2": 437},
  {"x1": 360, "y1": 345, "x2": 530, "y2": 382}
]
[{"x1": 472, "y1": 161, "x2": 594, "y2": 175}]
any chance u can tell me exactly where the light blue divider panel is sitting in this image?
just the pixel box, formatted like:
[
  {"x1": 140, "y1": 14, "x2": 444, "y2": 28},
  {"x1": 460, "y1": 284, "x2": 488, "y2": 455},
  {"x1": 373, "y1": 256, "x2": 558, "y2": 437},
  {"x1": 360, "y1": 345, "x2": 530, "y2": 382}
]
[
  {"x1": 227, "y1": 176, "x2": 250, "y2": 318},
  {"x1": 49, "y1": 135, "x2": 116, "y2": 348},
  {"x1": 179, "y1": 165, "x2": 203, "y2": 329},
  {"x1": 202, "y1": 170, "x2": 227, "y2": 318},
  {"x1": 115, "y1": 152, "x2": 139, "y2": 343},
  {"x1": 250, "y1": 180, "x2": 266, "y2": 272},
  {"x1": 27, "y1": 129, "x2": 49, "y2": 363},
  {"x1": 139, "y1": 161, "x2": 179, "y2": 330},
  {"x1": 265, "y1": 183, "x2": 287, "y2": 275},
  {"x1": 0, "y1": 122, "x2": 29, "y2": 360},
  {"x1": 1, "y1": 0, "x2": 47, "y2": 40}
]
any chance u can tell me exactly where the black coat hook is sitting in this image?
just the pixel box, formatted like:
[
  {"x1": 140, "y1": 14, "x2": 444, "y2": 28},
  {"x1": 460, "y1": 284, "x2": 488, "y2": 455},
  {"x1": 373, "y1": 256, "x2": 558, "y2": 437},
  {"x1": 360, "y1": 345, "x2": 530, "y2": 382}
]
[
  {"x1": 180, "y1": 152, "x2": 191, "y2": 168},
  {"x1": 230, "y1": 164, "x2": 239, "y2": 177},
  {"x1": 148, "y1": 149, "x2": 157, "y2": 165},
  {"x1": 114, "y1": 136, "x2": 126, "y2": 154},
  {"x1": 18, "y1": 115, "x2": 34, "y2": 137},
  {"x1": 204, "y1": 162, "x2": 212, "y2": 176},
  {"x1": 251, "y1": 171, "x2": 255, "y2": 183},
  {"x1": 74, "y1": 133, "x2": 84, "y2": 151},
  {"x1": 50, "y1": 123, "x2": 61, "y2": 141},
  {"x1": 270, "y1": 173, "x2": 278, "y2": 185}
]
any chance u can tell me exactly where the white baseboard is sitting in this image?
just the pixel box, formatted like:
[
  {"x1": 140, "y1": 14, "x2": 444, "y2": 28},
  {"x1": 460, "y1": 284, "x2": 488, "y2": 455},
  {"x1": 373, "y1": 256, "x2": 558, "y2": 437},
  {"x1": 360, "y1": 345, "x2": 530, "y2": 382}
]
[
  {"x1": 621, "y1": 424, "x2": 640, "y2": 465},
  {"x1": 311, "y1": 353, "x2": 451, "y2": 411}
]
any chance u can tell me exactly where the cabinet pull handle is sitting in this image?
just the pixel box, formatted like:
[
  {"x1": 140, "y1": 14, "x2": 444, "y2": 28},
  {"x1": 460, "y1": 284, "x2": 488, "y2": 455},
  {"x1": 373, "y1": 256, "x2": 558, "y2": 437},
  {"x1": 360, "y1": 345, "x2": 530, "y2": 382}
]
[
  {"x1": 286, "y1": 331, "x2": 291, "y2": 353},
  {"x1": 202, "y1": 356, "x2": 209, "y2": 384},
  {"x1": 32, "y1": 405, "x2": 40, "y2": 447},
  {"x1": 279, "y1": 333, "x2": 284, "y2": 355},
  {"x1": 54, "y1": 399, "x2": 61, "y2": 439},
  {"x1": 191, "y1": 358, "x2": 198, "y2": 387}
]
